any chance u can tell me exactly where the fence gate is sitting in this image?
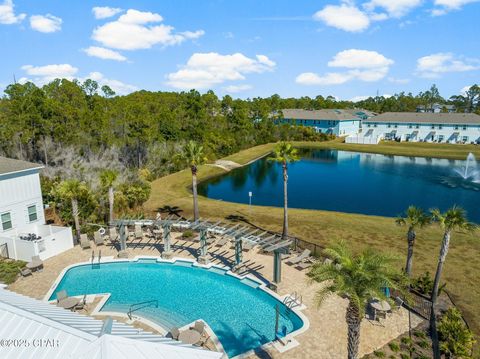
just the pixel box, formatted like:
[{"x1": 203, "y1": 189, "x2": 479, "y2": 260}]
[{"x1": 0, "y1": 243, "x2": 9, "y2": 259}]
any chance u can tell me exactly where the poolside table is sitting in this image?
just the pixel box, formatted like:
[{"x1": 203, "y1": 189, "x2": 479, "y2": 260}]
[
  {"x1": 370, "y1": 300, "x2": 391, "y2": 312},
  {"x1": 26, "y1": 260, "x2": 43, "y2": 271},
  {"x1": 57, "y1": 297, "x2": 80, "y2": 310},
  {"x1": 178, "y1": 329, "x2": 201, "y2": 345}
]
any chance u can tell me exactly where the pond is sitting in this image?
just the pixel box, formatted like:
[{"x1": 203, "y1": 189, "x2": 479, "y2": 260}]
[{"x1": 198, "y1": 149, "x2": 480, "y2": 222}]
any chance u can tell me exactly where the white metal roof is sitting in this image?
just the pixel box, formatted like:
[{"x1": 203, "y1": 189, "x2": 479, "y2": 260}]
[
  {"x1": 0, "y1": 286, "x2": 221, "y2": 359},
  {"x1": 71, "y1": 334, "x2": 223, "y2": 359}
]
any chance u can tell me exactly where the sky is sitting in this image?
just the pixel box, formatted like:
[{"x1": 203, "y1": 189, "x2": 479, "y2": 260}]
[{"x1": 0, "y1": 0, "x2": 479, "y2": 100}]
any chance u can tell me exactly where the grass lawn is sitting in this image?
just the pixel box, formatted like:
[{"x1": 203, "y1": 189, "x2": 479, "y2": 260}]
[
  {"x1": 144, "y1": 139, "x2": 480, "y2": 341},
  {"x1": 0, "y1": 259, "x2": 26, "y2": 284}
]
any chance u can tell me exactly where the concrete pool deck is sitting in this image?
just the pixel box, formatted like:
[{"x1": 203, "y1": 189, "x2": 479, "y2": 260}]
[{"x1": 8, "y1": 232, "x2": 422, "y2": 359}]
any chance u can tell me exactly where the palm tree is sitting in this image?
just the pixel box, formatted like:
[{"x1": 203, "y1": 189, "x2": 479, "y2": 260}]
[
  {"x1": 56, "y1": 179, "x2": 88, "y2": 242},
  {"x1": 395, "y1": 206, "x2": 431, "y2": 276},
  {"x1": 429, "y1": 206, "x2": 475, "y2": 359},
  {"x1": 174, "y1": 141, "x2": 207, "y2": 221},
  {"x1": 308, "y1": 242, "x2": 407, "y2": 359},
  {"x1": 100, "y1": 169, "x2": 118, "y2": 224},
  {"x1": 268, "y1": 142, "x2": 299, "y2": 239}
]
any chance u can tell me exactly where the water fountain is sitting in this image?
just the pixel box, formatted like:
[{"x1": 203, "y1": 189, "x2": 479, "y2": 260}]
[
  {"x1": 441, "y1": 152, "x2": 480, "y2": 190},
  {"x1": 454, "y1": 152, "x2": 480, "y2": 181}
]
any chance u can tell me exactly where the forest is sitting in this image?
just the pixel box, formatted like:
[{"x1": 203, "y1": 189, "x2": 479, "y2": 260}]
[{"x1": 0, "y1": 79, "x2": 478, "y2": 228}]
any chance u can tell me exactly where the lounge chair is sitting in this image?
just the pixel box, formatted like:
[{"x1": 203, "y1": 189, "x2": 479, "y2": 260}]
[
  {"x1": 74, "y1": 295, "x2": 87, "y2": 311},
  {"x1": 394, "y1": 296, "x2": 404, "y2": 310},
  {"x1": 286, "y1": 249, "x2": 311, "y2": 265},
  {"x1": 19, "y1": 267, "x2": 32, "y2": 277},
  {"x1": 94, "y1": 231, "x2": 104, "y2": 246},
  {"x1": 295, "y1": 261, "x2": 313, "y2": 271},
  {"x1": 192, "y1": 320, "x2": 205, "y2": 335},
  {"x1": 109, "y1": 227, "x2": 118, "y2": 241},
  {"x1": 79, "y1": 234, "x2": 91, "y2": 249},
  {"x1": 323, "y1": 258, "x2": 333, "y2": 265},
  {"x1": 243, "y1": 241, "x2": 254, "y2": 252},
  {"x1": 56, "y1": 290, "x2": 68, "y2": 303},
  {"x1": 167, "y1": 327, "x2": 180, "y2": 340},
  {"x1": 134, "y1": 225, "x2": 143, "y2": 240}
]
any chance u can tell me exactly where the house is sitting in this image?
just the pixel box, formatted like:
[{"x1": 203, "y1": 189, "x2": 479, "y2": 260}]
[
  {"x1": 416, "y1": 103, "x2": 456, "y2": 113},
  {"x1": 0, "y1": 156, "x2": 73, "y2": 261},
  {"x1": 0, "y1": 285, "x2": 222, "y2": 359},
  {"x1": 276, "y1": 109, "x2": 363, "y2": 136},
  {"x1": 360, "y1": 112, "x2": 480, "y2": 143}
]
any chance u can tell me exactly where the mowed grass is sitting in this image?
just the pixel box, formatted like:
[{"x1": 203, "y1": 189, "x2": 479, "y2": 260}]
[{"x1": 145, "y1": 140, "x2": 480, "y2": 339}]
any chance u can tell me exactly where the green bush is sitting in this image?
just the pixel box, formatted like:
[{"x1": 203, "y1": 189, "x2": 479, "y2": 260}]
[
  {"x1": 414, "y1": 355, "x2": 429, "y2": 359},
  {"x1": 416, "y1": 340, "x2": 429, "y2": 349},
  {"x1": 438, "y1": 308, "x2": 475, "y2": 358},
  {"x1": 400, "y1": 353, "x2": 409, "y2": 359},
  {"x1": 411, "y1": 271, "x2": 446, "y2": 296},
  {"x1": 0, "y1": 259, "x2": 27, "y2": 284},
  {"x1": 389, "y1": 342, "x2": 400, "y2": 353},
  {"x1": 413, "y1": 330, "x2": 426, "y2": 339},
  {"x1": 182, "y1": 230, "x2": 194, "y2": 239},
  {"x1": 373, "y1": 351, "x2": 386, "y2": 358},
  {"x1": 401, "y1": 337, "x2": 413, "y2": 345}
]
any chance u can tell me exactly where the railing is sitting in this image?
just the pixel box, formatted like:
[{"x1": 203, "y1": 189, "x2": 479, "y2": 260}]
[
  {"x1": 283, "y1": 291, "x2": 303, "y2": 309},
  {"x1": 391, "y1": 288, "x2": 432, "y2": 320},
  {"x1": 0, "y1": 243, "x2": 9, "y2": 258},
  {"x1": 127, "y1": 300, "x2": 159, "y2": 320}
]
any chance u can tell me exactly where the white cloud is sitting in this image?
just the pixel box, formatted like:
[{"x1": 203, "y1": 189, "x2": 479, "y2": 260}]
[
  {"x1": 416, "y1": 53, "x2": 479, "y2": 78},
  {"x1": 30, "y1": 14, "x2": 62, "y2": 33},
  {"x1": 432, "y1": 0, "x2": 480, "y2": 15},
  {"x1": 296, "y1": 49, "x2": 393, "y2": 86},
  {"x1": 92, "y1": 9, "x2": 204, "y2": 50},
  {"x1": 224, "y1": 84, "x2": 253, "y2": 93},
  {"x1": 83, "y1": 46, "x2": 127, "y2": 61},
  {"x1": 460, "y1": 85, "x2": 474, "y2": 95},
  {"x1": 313, "y1": 4, "x2": 370, "y2": 32},
  {"x1": 92, "y1": 6, "x2": 123, "y2": 19},
  {"x1": 166, "y1": 52, "x2": 275, "y2": 89},
  {"x1": 363, "y1": 0, "x2": 422, "y2": 18},
  {"x1": 0, "y1": 0, "x2": 25, "y2": 24},
  {"x1": 19, "y1": 64, "x2": 137, "y2": 95}
]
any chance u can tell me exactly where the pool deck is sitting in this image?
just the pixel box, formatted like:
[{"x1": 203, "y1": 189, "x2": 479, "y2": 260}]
[{"x1": 8, "y1": 232, "x2": 422, "y2": 359}]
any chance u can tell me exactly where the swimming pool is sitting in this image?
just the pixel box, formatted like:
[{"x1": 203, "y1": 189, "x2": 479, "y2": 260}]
[{"x1": 48, "y1": 259, "x2": 305, "y2": 358}]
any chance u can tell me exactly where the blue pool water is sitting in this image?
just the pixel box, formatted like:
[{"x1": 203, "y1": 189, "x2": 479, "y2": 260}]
[
  {"x1": 198, "y1": 149, "x2": 480, "y2": 222},
  {"x1": 49, "y1": 261, "x2": 303, "y2": 357}
]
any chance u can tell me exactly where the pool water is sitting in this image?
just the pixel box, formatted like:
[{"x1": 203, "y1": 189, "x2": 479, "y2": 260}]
[
  {"x1": 198, "y1": 149, "x2": 480, "y2": 221},
  {"x1": 49, "y1": 261, "x2": 303, "y2": 357}
]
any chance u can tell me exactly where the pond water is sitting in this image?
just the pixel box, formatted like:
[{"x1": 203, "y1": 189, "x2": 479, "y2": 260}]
[{"x1": 198, "y1": 149, "x2": 480, "y2": 222}]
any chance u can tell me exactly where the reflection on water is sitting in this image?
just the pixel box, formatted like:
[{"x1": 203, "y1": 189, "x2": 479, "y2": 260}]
[{"x1": 198, "y1": 149, "x2": 480, "y2": 221}]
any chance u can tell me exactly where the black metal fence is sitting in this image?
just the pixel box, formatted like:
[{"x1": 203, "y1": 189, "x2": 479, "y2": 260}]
[{"x1": 0, "y1": 243, "x2": 9, "y2": 259}]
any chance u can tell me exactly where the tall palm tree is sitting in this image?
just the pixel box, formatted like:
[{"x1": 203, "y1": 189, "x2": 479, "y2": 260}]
[
  {"x1": 308, "y1": 242, "x2": 407, "y2": 359},
  {"x1": 429, "y1": 206, "x2": 475, "y2": 359},
  {"x1": 174, "y1": 141, "x2": 207, "y2": 221},
  {"x1": 395, "y1": 206, "x2": 431, "y2": 276},
  {"x1": 100, "y1": 169, "x2": 118, "y2": 224},
  {"x1": 268, "y1": 142, "x2": 299, "y2": 239},
  {"x1": 56, "y1": 179, "x2": 88, "y2": 242}
]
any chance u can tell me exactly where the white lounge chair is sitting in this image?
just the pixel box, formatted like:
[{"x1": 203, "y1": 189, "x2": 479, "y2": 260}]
[
  {"x1": 286, "y1": 249, "x2": 311, "y2": 265},
  {"x1": 134, "y1": 225, "x2": 143, "y2": 239},
  {"x1": 109, "y1": 227, "x2": 118, "y2": 243},
  {"x1": 94, "y1": 231, "x2": 104, "y2": 246},
  {"x1": 79, "y1": 234, "x2": 90, "y2": 249},
  {"x1": 215, "y1": 237, "x2": 228, "y2": 247}
]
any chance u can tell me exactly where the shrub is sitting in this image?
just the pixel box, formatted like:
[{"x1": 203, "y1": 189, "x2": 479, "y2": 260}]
[
  {"x1": 411, "y1": 271, "x2": 446, "y2": 296},
  {"x1": 416, "y1": 340, "x2": 429, "y2": 349},
  {"x1": 401, "y1": 337, "x2": 413, "y2": 345},
  {"x1": 182, "y1": 230, "x2": 194, "y2": 239},
  {"x1": 438, "y1": 308, "x2": 475, "y2": 358},
  {"x1": 389, "y1": 342, "x2": 400, "y2": 353},
  {"x1": 400, "y1": 354, "x2": 409, "y2": 359},
  {"x1": 0, "y1": 259, "x2": 27, "y2": 284},
  {"x1": 414, "y1": 355, "x2": 429, "y2": 359},
  {"x1": 373, "y1": 351, "x2": 386, "y2": 358},
  {"x1": 413, "y1": 330, "x2": 426, "y2": 339}
]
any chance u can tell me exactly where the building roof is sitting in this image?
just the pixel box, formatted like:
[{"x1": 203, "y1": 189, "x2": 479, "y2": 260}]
[
  {"x1": 416, "y1": 104, "x2": 455, "y2": 110},
  {"x1": 364, "y1": 112, "x2": 480, "y2": 124},
  {"x1": 0, "y1": 286, "x2": 220, "y2": 359},
  {"x1": 0, "y1": 156, "x2": 43, "y2": 176},
  {"x1": 72, "y1": 334, "x2": 222, "y2": 359},
  {"x1": 280, "y1": 109, "x2": 360, "y2": 121}
]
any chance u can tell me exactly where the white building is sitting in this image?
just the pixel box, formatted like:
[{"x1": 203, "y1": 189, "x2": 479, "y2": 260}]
[
  {"x1": 0, "y1": 285, "x2": 222, "y2": 359},
  {"x1": 351, "y1": 112, "x2": 480, "y2": 144},
  {"x1": 0, "y1": 156, "x2": 73, "y2": 262}
]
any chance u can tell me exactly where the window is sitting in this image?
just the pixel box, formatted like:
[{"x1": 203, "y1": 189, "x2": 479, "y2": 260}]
[
  {"x1": 438, "y1": 125, "x2": 443, "y2": 130},
  {"x1": 454, "y1": 125, "x2": 459, "y2": 130},
  {"x1": 463, "y1": 126, "x2": 467, "y2": 130},
  {"x1": 416, "y1": 124, "x2": 420, "y2": 129},
  {"x1": 367, "y1": 124, "x2": 371, "y2": 128},
  {"x1": 408, "y1": 124, "x2": 413, "y2": 129},
  {"x1": 431, "y1": 125, "x2": 435, "y2": 129},
  {"x1": 373, "y1": 124, "x2": 377, "y2": 128},
  {"x1": 28, "y1": 205, "x2": 38, "y2": 222},
  {"x1": 387, "y1": 124, "x2": 391, "y2": 128},
  {"x1": 37, "y1": 240, "x2": 46, "y2": 253},
  {"x1": 1, "y1": 212, "x2": 12, "y2": 231},
  {"x1": 394, "y1": 124, "x2": 398, "y2": 128}
]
